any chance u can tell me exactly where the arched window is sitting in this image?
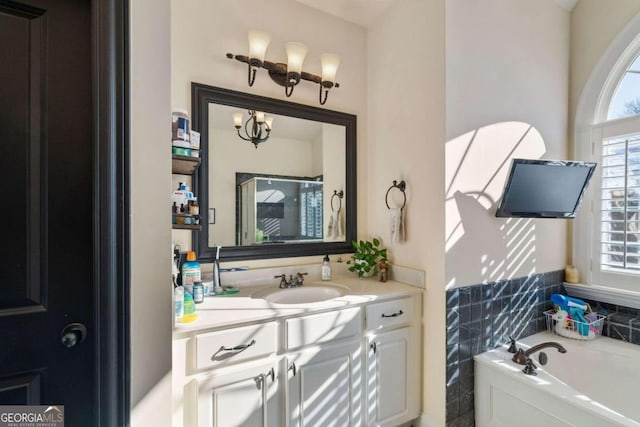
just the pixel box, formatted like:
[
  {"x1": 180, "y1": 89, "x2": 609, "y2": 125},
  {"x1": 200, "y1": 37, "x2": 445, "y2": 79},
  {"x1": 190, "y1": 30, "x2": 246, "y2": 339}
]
[
  {"x1": 585, "y1": 36, "x2": 640, "y2": 291},
  {"x1": 607, "y1": 54, "x2": 640, "y2": 120}
]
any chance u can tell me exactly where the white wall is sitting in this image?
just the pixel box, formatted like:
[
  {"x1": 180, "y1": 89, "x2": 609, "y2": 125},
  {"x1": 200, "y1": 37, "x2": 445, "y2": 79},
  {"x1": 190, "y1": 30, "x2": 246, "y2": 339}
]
[
  {"x1": 367, "y1": 0, "x2": 446, "y2": 423},
  {"x1": 130, "y1": 0, "x2": 172, "y2": 425},
  {"x1": 445, "y1": 0, "x2": 571, "y2": 288},
  {"x1": 570, "y1": 0, "x2": 640, "y2": 127}
]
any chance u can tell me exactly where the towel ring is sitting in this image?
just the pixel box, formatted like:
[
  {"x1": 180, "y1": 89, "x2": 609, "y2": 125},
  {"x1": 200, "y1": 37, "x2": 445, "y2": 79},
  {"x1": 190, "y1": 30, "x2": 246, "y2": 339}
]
[
  {"x1": 385, "y1": 180, "x2": 406, "y2": 210},
  {"x1": 331, "y1": 190, "x2": 343, "y2": 213}
]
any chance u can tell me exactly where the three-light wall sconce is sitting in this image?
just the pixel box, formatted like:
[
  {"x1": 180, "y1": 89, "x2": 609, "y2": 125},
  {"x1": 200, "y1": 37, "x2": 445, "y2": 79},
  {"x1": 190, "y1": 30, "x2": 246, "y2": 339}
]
[{"x1": 226, "y1": 30, "x2": 341, "y2": 105}]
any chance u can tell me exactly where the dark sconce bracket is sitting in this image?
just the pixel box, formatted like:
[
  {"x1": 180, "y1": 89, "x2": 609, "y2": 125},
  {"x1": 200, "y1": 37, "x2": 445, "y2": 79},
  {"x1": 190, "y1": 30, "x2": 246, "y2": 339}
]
[{"x1": 226, "y1": 53, "x2": 340, "y2": 105}]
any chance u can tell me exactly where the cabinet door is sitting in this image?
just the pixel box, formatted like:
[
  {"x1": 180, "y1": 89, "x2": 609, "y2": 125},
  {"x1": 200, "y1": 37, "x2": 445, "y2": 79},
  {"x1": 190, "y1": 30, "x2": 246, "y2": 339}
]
[
  {"x1": 286, "y1": 340, "x2": 361, "y2": 427},
  {"x1": 197, "y1": 360, "x2": 281, "y2": 427},
  {"x1": 366, "y1": 327, "x2": 419, "y2": 427}
]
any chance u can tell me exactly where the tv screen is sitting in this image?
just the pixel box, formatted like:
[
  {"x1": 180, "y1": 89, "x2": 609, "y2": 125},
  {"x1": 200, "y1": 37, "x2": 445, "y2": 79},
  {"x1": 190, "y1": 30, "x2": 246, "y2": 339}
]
[{"x1": 495, "y1": 159, "x2": 596, "y2": 218}]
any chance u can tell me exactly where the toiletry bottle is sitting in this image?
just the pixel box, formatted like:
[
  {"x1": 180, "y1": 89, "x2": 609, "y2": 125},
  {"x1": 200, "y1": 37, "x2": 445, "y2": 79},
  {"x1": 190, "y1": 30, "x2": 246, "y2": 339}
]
[
  {"x1": 181, "y1": 251, "x2": 201, "y2": 294},
  {"x1": 190, "y1": 199, "x2": 199, "y2": 216},
  {"x1": 193, "y1": 281, "x2": 204, "y2": 303},
  {"x1": 181, "y1": 292, "x2": 198, "y2": 323},
  {"x1": 321, "y1": 255, "x2": 331, "y2": 281},
  {"x1": 174, "y1": 285, "x2": 184, "y2": 320}
]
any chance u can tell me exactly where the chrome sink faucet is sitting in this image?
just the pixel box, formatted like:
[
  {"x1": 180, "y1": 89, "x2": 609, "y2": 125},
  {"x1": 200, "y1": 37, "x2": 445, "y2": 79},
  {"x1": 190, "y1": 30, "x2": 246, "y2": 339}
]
[{"x1": 274, "y1": 272, "x2": 308, "y2": 288}]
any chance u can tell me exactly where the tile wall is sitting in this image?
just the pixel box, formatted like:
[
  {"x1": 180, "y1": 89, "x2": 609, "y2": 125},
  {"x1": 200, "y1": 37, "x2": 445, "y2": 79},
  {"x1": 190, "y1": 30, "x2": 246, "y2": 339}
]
[
  {"x1": 444, "y1": 270, "x2": 640, "y2": 427},
  {"x1": 580, "y1": 299, "x2": 640, "y2": 345},
  {"x1": 444, "y1": 270, "x2": 565, "y2": 427}
]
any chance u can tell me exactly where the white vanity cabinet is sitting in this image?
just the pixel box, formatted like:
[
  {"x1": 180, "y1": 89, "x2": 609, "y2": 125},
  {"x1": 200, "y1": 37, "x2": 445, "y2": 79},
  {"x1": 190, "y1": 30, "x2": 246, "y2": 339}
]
[
  {"x1": 284, "y1": 307, "x2": 363, "y2": 427},
  {"x1": 365, "y1": 297, "x2": 421, "y2": 427},
  {"x1": 173, "y1": 291, "x2": 422, "y2": 427},
  {"x1": 197, "y1": 359, "x2": 282, "y2": 427}
]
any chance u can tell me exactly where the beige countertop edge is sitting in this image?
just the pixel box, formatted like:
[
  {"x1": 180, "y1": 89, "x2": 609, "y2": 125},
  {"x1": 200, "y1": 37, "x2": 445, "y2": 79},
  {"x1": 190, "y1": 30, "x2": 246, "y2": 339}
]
[{"x1": 172, "y1": 278, "x2": 422, "y2": 339}]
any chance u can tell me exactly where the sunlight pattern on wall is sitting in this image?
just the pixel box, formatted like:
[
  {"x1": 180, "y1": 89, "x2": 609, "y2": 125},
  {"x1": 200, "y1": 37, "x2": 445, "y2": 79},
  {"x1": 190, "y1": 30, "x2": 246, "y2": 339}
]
[{"x1": 445, "y1": 122, "x2": 546, "y2": 288}]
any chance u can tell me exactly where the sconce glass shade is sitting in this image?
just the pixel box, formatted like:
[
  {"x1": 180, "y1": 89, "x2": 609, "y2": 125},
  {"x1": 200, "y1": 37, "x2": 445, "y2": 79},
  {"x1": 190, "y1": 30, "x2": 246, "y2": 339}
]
[
  {"x1": 264, "y1": 116, "x2": 273, "y2": 129},
  {"x1": 286, "y1": 42, "x2": 308, "y2": 75},
  {"x1": 248, "y1": 30, "x2": 271, "y2": 63},
  {"x1": 320, "y1": 53, "x2": 340, "y2": 84},
  {"x1": 254, "y1": 111, "x2": 265, "y2": 123},
  {"x1": 232, "y1": 112, "x2": 243, "y2": 128}
]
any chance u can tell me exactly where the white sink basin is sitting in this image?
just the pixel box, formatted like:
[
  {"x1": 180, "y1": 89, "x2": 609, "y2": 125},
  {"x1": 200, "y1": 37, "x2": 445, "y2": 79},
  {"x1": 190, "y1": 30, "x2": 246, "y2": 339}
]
[{"x1": 250, "y1": 284, "x2": 345, "y2": 304}]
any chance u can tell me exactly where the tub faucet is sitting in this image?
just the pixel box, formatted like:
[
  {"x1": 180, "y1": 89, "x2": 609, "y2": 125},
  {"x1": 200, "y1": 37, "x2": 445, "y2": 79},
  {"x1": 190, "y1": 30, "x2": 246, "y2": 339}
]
[{"x1": 512, "y1": 341, "x2": 567, "y2": 365}]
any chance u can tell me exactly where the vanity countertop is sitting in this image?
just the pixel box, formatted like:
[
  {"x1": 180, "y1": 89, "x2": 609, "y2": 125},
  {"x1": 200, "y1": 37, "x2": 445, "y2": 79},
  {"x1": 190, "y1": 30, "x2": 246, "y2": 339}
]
[{"x1": 173, "y1": 275, "x2": 423, "y2": 338}]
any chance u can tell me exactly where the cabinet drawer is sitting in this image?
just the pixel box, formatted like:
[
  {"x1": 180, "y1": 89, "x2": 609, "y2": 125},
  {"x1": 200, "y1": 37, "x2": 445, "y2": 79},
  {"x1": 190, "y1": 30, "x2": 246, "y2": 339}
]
[
  {"x1": 194, "y1": 322, "x2": 277, "y2": 371},
  {"x1": 286, "y1": 307, "x2": 361, "y2": 350},
  {"x1": 366, "y1": 297, "x2": 413, "y2": 331}
]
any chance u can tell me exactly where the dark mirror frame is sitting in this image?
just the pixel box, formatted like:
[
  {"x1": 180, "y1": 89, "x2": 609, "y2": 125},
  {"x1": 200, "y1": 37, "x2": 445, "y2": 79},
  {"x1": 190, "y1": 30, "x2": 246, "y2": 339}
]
[{"x1": 191, "y1": 82, "x2": 357, "y2": 262}]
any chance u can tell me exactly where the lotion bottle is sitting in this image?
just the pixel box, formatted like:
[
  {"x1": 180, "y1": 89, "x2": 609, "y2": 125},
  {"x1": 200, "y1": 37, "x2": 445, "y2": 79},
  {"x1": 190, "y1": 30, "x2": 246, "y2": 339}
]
[{"x1": 321, "y1": 255, "x2": 331, "y2": 281}]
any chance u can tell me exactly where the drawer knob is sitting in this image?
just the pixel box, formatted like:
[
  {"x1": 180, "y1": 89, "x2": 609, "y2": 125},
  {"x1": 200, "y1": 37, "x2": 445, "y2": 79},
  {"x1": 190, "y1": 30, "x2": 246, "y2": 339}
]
[
  {"x1": 289, "y1": 362, "x2": 297, "y2": 377},
  {"x1": 254, "y1": 367, "x2": 275, "y2": 390},
  {"x1": 381, "y1": 310, "x2": 404, "y2": 318}
]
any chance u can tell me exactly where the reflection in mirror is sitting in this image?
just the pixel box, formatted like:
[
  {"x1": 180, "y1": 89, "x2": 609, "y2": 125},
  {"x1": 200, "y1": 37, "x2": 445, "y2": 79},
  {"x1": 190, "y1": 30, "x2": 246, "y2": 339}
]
[
  {"x1": 192, "y1": 83, "x2": 357, "y2": 262},
  {"x1": 209, "y1": 104, "x2": 346, "y2": 247},
  {"x1": 238, "y1": 176, "x2": 323, "y2": 245}
]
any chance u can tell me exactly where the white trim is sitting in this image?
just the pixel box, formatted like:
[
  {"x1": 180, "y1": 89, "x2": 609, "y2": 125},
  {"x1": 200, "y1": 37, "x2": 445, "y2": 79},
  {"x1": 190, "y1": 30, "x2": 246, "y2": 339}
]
[
  {"x1": 594, "y1": 35, "x2": 640, "y2": 123},
  {"x1": 413, "y1": 413, "x2": 443, "y2": 427},
  {"x1": 564, "y1": 282, "x2": 640, "y2": 309},
  {"x1": 592, "y1": 114, "x2": 640, "y2": 139},
  {"x1": 554, "y1": 0, "x2": 579, "y2": 12},
  {"x1": 389, "y1": 264, "x2": 426, "y2": 289}
]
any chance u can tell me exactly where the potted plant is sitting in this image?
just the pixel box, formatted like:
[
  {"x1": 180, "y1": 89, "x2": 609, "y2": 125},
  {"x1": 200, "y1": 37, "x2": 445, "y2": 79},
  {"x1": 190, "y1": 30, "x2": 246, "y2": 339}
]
[{"x1": 347, "y1": 238, "x2": 388, "y2": 278}]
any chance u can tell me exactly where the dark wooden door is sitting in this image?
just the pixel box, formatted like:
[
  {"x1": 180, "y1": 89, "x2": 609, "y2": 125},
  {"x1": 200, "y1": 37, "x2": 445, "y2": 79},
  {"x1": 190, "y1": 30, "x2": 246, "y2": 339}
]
[{"x1": 0, "y1": 0, "x2": 127, "y2": 425}]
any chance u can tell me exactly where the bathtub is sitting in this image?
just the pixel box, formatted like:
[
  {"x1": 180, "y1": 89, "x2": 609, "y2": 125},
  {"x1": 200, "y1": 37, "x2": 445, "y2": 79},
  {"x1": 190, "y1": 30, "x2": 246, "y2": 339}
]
[{"x1": 475, "y1": 331, "x2": 640, "y2": 427}]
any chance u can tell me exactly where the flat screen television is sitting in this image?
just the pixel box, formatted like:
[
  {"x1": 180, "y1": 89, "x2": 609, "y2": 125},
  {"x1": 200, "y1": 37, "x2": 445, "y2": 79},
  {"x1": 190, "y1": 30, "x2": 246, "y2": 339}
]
[{"x1": 495, "y1": 159, "x2": 597, "y2": 218}]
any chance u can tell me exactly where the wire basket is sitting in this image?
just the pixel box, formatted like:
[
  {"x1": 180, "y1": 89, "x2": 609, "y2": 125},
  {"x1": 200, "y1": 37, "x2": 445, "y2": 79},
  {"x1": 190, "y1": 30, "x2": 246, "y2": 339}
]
[{"x1": 544, "y1": 309, "x2": 606, "y2": 341}]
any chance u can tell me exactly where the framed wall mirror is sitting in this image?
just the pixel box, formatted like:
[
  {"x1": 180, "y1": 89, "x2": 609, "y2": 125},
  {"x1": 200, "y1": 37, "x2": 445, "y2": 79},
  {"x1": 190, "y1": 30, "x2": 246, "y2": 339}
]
[{"x1": 191, "y1": 83, "x2": 357, "y2": 262}]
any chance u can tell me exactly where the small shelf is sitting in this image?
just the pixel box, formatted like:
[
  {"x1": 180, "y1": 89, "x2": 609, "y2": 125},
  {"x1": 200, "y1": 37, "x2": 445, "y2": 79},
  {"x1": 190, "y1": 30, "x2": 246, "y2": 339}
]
[
  {"x1": 172, "y1": 154, "x2": 201, "y2": 175},
  {"x1": 172, "y1": 223, "x2": 202, "y2": 231}
]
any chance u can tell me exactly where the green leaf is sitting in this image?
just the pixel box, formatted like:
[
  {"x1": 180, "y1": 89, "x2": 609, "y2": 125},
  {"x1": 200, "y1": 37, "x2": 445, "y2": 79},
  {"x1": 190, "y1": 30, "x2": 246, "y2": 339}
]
[{"x1": 373, "y1": 238, "x2": 380, "y2": 247}]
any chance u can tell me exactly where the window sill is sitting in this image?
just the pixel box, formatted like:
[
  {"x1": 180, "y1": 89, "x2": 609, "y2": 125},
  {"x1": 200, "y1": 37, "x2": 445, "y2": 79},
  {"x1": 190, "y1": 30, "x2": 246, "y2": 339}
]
[{"x1": 564, "y1": 282, "x2": 640, "y2": 310}]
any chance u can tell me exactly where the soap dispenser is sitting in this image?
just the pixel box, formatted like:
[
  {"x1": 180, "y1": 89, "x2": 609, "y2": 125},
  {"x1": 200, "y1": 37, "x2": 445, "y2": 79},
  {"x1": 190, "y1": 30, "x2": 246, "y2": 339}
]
[{"x1": 321, "y1": 255, "x2": 331, "y2": 281}]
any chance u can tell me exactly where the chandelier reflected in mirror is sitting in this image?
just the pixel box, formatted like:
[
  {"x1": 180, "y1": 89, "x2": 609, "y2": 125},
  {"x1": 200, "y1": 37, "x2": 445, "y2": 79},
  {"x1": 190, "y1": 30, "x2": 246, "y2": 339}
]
[{"x1": 232, "y1": 110, "x2": 273, "y2": 148}]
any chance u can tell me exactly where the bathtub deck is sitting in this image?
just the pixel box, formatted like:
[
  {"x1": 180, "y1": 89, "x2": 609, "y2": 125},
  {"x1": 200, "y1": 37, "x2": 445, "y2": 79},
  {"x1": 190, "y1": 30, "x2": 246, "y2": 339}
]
[{"x1": 474, "y1": 331, "x2": 640, "y2": 427}]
